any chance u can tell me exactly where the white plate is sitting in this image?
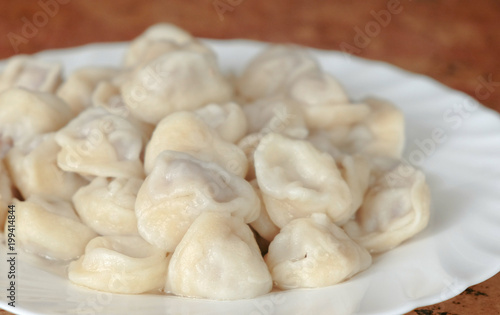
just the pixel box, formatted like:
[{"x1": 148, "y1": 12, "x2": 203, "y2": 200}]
[{"x1": 1, "y1": 40, "x2": 500, "y2": 315}]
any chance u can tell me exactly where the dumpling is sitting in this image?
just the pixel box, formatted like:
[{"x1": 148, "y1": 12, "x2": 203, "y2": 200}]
[
  {"x1": 166, "y1": 211, "x2": 272, "y2": 299},
  {"x1": 194, "y1": 102, "x2": 248, "y2": 143},
  {"x1": 57, "y1": 67, "x2": 120, "y2": 115},
  {"x1": 143, "y1": 111, "x2": 248, "y2": 177},
  {"x1": 136, "y1": 150, "x2": 260, "y2": 252},
  {"x1": 54, "y1": 107, "x2": 146, "y2": 178},
  {"x1": 72, "y1": 177, "x2": 142, "y2": 236},
  {"x1": 237, "y1": 45, "x2": 321, "y2": 101},
  {"x1": 0, "y1": 160, "x2": 13, "y2": 232},
  {"x1": 254, "y1": 133, "x2": 352, "y2": 228},
  {"x1": 13, "y1": 195, "x2": 97, "y2": 260},
  {"x1": 0, "y1": 55, "x2": 61, "y2": 93},
  {"x1": 322, "y1": 97, "x2": 405, "y2": 158},
  {"x1": 123, "y1": 23, "x2": 214, "y2": 68},
  {"x1": 0, "y1": 88, "x2": 73, "y2": 157},
  {"x1": 248, "y1": 180, "x2": 280, "y2": 242},
  {"x1": 265, "y1": 213, "x2": 372, "y2": 289},
  {"x1": 343, "y1": 163, "x2": 431, "y2": 253},
  {"x1": 5, "y1": 133, "x2": 88, "y2": 200},
  {"x1": 68, "y1": 235, "x2": 168, "y2": 294},
  {"x1": 121, "y1": 50, "x2": 232, "y2": 124}
]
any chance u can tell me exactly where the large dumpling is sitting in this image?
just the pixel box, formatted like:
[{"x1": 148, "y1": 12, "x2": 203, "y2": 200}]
[
  {"x1": 73, "y1": 177, "x2": 142, "y2": 236},
  {"x1": 136, "y1": 151, "x2": 260, "y2": 252},
  {"x1": 166, "y1": 211, "x2": 272, "y2": 299},
  {"x1": 254, "y1": 133, "x2": 352, "y2": 227},
  {"x1": 13, "y1": 195, "x2": 97, "y2": 260},
  {"x1": 54, "y1": 107, "x2": 146, "y2": 178},
  {"x1": 68, "y1": 235, "x2": 168, "y2": 294},
  {"x1": 343, "y1": 162, "x2": 431, "y2": 253},
  {"x1": 265, "y1": 213, "x2": 372, "y2": 289}
]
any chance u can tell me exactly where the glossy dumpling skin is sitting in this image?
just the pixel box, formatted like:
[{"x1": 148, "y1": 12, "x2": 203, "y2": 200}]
[
  {"x1": 73, "y1": 177, "x2": 142, "y2": 236},
  {"x1": 254, "y1": 133, "x2": 352, "y2": 227},
  {"x1": 13, "y1": 195, "x2": 97, "y2": 260},
  {"x1": 143, "y1": 111, "x2": 248, "y2": 177},
  {"x1": 166, "y1": 211, "x2": 272, "y2": 299},
  {"x1": 343, "y1": 162, "x2": 431, "y2": 253},
  {"x1": 5, "y1": 133, "x2": 88, "y2": 201},
  {"x1": 265, "y1": 213, "x2": 372, "y2": 289},
  {"x1": 55, "y1": 107, "x2": 146, "y2": 178},
  {"x1": 68, "y1": 235, "x2": 169, "y2": 294},
  {"x1": 248, "y1": 179, "x2": 280, "y2": 242},
  {"x1": 136, "y1": 150, "x2": 260, "y2": 252},
  {"x1": 194, "y1": 102, "x2": 248, "y2": 144}
]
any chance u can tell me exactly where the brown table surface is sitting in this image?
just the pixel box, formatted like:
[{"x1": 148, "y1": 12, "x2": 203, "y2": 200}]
[{"x1": 0, "y1": 1, "x2": 499, "y2": 314}]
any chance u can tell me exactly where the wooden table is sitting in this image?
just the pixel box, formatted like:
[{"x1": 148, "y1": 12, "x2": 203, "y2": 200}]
[{"x1": 0, "y1": 1, "x2": 499, "y2": 314}]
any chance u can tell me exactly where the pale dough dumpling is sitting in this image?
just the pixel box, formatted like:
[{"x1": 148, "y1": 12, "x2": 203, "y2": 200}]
[
  {"x1": 265, "y1": 213, "x2": 372, "y2": 289},
  {"x1": 0, "y1": 88, "x2": 73, "y2": 157},
  {"x1": 237, "y1": 45, "x2": 321, "y2": 101},
  {"x1": 0, "y1": 160, "x2": 13, "y2": 232},
  {"x1": 0, "y1": 55, "x2": 61, "y2": 93},
  {"x1": 5, "y1": 133, "x2": 87, "y2": 201},
  {"x1": 136, "y1": 150, "x2": 260, "y2": 252},
  {"x1": 73, "y1": 177, "x2": 142, "y2": 236},
  {"x1": 121, "y1": 50, "x2": 233, "y2": 124},
  {"x1": 343, "y1": 163, "x2": 431, "y2": 253},
  {"x1": 194, "y1": 102, "x2": 248, "y2": 143},
  {"x1": 57, "y1": 67, "x2": 120, "y2": 115},
  {"x1": 254, "y1": 133, "x2": 352, "y2": 227},
  {"x1": 166, "y1": 211, "x2": 272, "y2": 299},
  {"x1": 248, "y1": 180, "x2": 280, "y2": 242},
  {"x1": 144, "y1": 111, "x2": 248, "y2": 177},
  {"x1": 14, "y1": 195, "x2": 97, "y2": 260},
  {"x1": 55, "y1": 107, "x2": 146, "y2": 178},
  {"x1": 68, "y1": 235, "x2": 169, "y2": 294}
]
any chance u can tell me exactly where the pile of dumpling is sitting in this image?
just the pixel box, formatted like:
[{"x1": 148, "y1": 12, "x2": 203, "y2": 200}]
[{"x1": 0, "y1": 23, "x2": 430, "y2": 300}]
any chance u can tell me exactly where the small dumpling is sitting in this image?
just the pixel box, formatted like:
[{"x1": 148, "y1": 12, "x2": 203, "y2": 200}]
[
  {"x1": 13, "y1": 195, "x2": 97, "y2": 260},
  {"x1": 254, "y1": 133, "x2": 352, "y2": 228},
  {"x1": 73, "y1": 177, "x2": 142, "y2": 236},
  {"x1": 121, "y1": 50, "x2": 232, "y2": 124},
  {"x1": 166, "y1": 211, "x2": 272, "y2": 299},
  {"x1": 57, "y1": 67, "x2": 120, "y2": 115},
  {"x1": 136, "y1": 150, "x2": 260, "y2": 252},
  {"x1": 265, "y1": 213, "x2": 372, "y2": 289},
  {"x1": 194, "y1": 102, "x2": 248, "y2": 143},
  {"x1": 323, "y1": 97, "x2": 405, "y2": 158},
  {"x1": 343, "y1": 163, "x2": 431, "y2": 253},
  {"x1": 55, "y1": 107, "x2": 146, "y2": 178},
  {"x1": 0, "y1": 55, "x2": 62, "y2": 93},
  {"x1": 144, "y1": 111, "x2": 248, "y2": 177},
  {"x1": 0, "y1": 88, "x2": 73, "y2": 157},
  {"x1": 0, "y1": 160, "x2": 13, "y2": 231},
  {"x1": 237, "y1": 45, "x2": 321, "y2": 101},
  {"x1": 68, "y1": 235, "x2": 168, "y2": 294},
  {"x1": 5, "y1": 133, "x2": 88, "y2": 200},
  {"x1": 248, "y1": 180, "x2": 280, "y2": 242},
  {"x1": 123, "y1": 23, "x2": 214, "y2": 68}
]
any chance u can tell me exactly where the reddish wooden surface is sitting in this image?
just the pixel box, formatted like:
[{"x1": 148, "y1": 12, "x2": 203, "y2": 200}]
[{"x1": 0, "y1": 1, "x2": 499, "y2": 314}]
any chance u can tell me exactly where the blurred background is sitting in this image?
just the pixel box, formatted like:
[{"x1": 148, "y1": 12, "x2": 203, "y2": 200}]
[{"x1": 0, "y1": 0, "x2": 498, "y2": 314}]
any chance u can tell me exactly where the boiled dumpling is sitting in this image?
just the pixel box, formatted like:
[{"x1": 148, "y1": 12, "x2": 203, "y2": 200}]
[
  {"x1": 143, "y1": 111, "x2": 248, "y2": 177},
  {"x1": 0, "y1": 160, "x2": 13, "y2": 232},
  {"x1": 5, "y1": 133, "x2": 88, "y2": 200},
  {"x1": 55, "y1": 107, "x2": 146, "y2": 178},
  {"x1": 237, "y1": 45, "x2": 321, "y2": 101},
  {"x1": 121, "y1": 49, "x2": 232, "y2": 124},
  {"x1": 0, "y1": 55, "x2": 61, "y2": 93},
  {"x1": 0, "y1": 88, "x2": 73, "y2": 157},
  {"x1": 136, "y1": 150, "x2": 260, "y2": 252},
  {"x1": 254, "y1": 133, "x2": 352, "y2": 227},
  {"x1": 13, "y1": 195, "x2": 97, "y2": 260},
  {"x1": 248, "y1": 180, "x2": 280, "y2": 242},
  {"x1": 265, "y1": 213, "x2": 372, "y2": 289},
  {"x1": 73, "y1": 177, "x2": 142, "y2": 236},
  {"x1": 194, "y1": 102, "x2": 248, "y2": 143},
  {"x1": 68, "y1": 235, "x2": 168, "y2": 294},
  {"x1": 343, "y1": 163, "x2": 431, "y2": 253},
  {"x1": 166, "y1": 211, "x2": 272, "y2": 299}
]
